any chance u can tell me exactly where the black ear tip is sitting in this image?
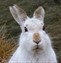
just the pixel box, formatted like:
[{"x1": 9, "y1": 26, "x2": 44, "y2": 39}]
[{"x1": 9, "y1": 4, "x2": 14, "y2": 6}]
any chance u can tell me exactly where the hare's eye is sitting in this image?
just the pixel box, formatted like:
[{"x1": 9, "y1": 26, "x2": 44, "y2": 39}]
[
  {"x1": 43, "y1": 25, "x2": 45, "y2": 30},
  {"x1": 24, "y1": 27, "x2": 28, "y2": 32}
]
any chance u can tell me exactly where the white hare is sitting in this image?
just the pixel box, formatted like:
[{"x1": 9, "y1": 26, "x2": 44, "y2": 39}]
[{"x1": 8, "y1": 4, "x2": 57, "y2": 63}]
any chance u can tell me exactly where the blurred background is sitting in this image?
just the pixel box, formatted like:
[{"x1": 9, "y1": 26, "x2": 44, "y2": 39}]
[{"x1": 0, "y1": 0, "x2": 61, "y2": 63}]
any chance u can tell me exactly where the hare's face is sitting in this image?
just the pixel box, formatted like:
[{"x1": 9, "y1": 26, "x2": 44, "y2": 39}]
[
  {"x1": 20, "y1": 18, "x2": 51, "y2": 53},
  {"x1": 9, "y1": 5, "x2": 51, "y2": 53}
]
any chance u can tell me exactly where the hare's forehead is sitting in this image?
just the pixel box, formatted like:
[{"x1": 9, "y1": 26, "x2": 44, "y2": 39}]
[{"x1": 24, "y1": 18, "x2": 44, "y2": 27}]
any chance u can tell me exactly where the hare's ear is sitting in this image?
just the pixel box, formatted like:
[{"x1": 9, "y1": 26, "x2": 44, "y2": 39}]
[
  {"x1": 9, "y1": 4, "x2": 27, "y2": 26},
  {"x1": 33, "y1": 6, "x2": 45, "y2": 21}
]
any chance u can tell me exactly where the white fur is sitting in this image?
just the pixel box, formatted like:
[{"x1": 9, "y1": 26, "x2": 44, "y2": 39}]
[{"x1": 8, "y1": 5, "x2": 57, "y2": 63}]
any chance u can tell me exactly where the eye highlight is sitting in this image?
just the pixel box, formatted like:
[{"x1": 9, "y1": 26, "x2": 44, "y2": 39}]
[{"x1": 24, "y1": 27, "x2": 28, "y2": 32}]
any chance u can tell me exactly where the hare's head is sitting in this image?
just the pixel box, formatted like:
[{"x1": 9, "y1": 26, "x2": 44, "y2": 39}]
[{"x1": 9, "y1": 5, "x2": 51, "y2": 53}]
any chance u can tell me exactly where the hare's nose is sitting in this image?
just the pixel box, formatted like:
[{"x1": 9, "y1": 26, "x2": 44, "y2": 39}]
[{"x1": 33, "y1": 33, "x2": 41, "y2": 44}]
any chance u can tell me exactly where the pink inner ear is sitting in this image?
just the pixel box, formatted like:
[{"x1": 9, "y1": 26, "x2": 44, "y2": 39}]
[
  {"x1": 33, "y1": 6, "x2": 45, "y2": 21},
  {"x1": 9, "y1": 4, "x2": 27, "y2": 26}
]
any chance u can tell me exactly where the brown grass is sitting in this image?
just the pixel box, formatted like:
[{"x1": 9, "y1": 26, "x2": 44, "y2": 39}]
[{"x1": 0, "y1": 38, "x2": 17, "y2": 63}]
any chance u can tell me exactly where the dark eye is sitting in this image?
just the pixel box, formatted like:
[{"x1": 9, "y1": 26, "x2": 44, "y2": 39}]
[
  {"x1": 43, "y1": 25, "x2": 45, "y2": 30},
  {"x1": 24, "y1": 27, "x2": 28, "y2": 32}
]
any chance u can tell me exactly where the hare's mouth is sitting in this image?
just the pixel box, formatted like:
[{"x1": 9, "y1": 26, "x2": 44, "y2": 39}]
[
  {"x1": 36, "y1": 45, "x2": 39, "y2": 49},
  {"x1": 33, "y1": 45, "x2": 42, "y2": 51}
]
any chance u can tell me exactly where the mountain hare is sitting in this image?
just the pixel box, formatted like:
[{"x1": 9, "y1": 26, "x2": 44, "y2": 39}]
[{"x1": 8, "y1": 4, "x2": 57, "y2": 63}]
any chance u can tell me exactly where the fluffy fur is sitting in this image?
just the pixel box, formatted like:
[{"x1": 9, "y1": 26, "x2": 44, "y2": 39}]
[{"x1": 8, "y1": 4, "x2": 57, "y2": 63}]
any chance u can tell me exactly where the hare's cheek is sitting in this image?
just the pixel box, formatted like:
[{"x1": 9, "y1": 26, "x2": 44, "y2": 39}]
[{"x1": 25, "y1": 43, "x2": 34, "y2": 51}]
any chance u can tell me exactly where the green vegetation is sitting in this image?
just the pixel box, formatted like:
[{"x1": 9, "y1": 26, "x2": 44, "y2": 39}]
[{"x1": 0, "y1": 0, "x2": 61, "y2": 63}]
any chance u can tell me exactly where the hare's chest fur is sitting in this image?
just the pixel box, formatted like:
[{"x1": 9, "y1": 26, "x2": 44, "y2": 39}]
[{"x1": 9, "y1": 47, "x2": 57, "y2": 63}]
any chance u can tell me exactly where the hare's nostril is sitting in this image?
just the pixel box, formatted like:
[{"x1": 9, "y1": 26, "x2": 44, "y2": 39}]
[{"x1": 33, "y1": 40, "x2": 41, "y2": 44}]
